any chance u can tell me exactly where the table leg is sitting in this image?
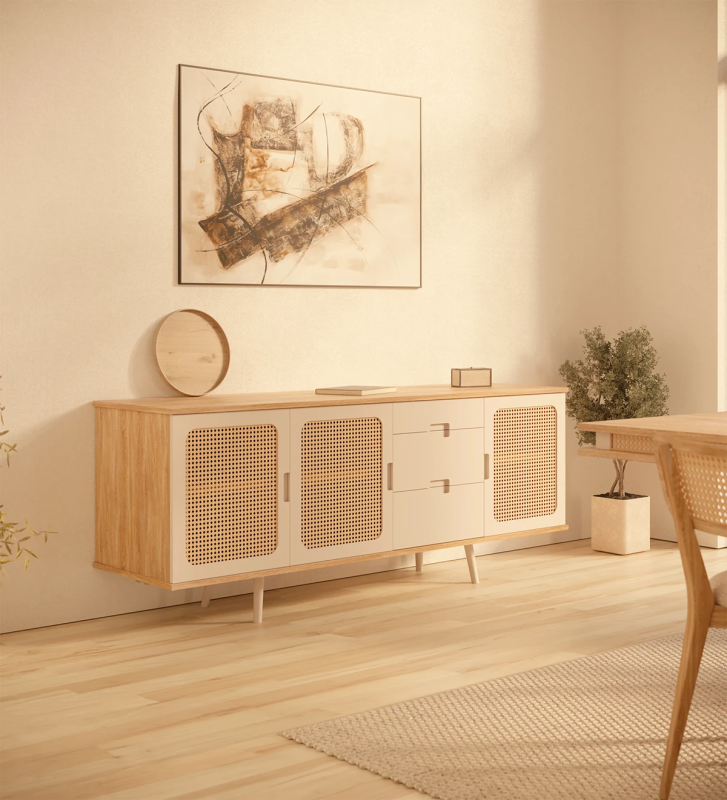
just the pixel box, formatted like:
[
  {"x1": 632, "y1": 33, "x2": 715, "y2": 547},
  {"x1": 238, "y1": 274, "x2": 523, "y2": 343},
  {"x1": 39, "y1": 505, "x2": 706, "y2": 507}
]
[
  {"x1": 253, "y1": 577, "x2": 265, "y2": 624},
  {"x1": 464, "y1": 544, "x2": 479, "y2": 584}
]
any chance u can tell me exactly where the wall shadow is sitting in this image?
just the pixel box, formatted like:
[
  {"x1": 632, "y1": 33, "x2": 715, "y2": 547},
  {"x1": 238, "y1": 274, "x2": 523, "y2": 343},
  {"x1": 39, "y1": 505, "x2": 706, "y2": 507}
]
[
  {"x1": 535, "y1": 0, "x2": 624, "y2": 543},
  {"x1": 128, "y1": 317, "x2": 178, "y2": 398},
  {"x1": 535, "y1": 1, "x2": 721, "y2": 548}
]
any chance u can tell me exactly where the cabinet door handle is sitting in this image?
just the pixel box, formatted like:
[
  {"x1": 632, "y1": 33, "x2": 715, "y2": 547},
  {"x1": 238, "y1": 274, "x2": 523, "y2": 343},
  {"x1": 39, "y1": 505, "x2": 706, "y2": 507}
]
[
  {"x1": 284, "y1": 472, "x2": 290, "y2": 502},
  {"x1": 484, "y1": 454, "x2": 489, "y2": 480},
  {"x1": 431, "y1": 478, "x2": 451, "y2": 493},
  {"x1": 431, "y1": 422, "x2": 451, "y2": 437},
  {"x1": 387, "y1": 462, "x2": 393, "y2": 491}
]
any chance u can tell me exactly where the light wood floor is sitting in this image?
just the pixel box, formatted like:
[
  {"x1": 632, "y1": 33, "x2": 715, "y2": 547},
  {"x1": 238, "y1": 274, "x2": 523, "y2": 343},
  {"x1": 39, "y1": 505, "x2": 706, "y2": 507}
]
[{"x1": 2, "y1": 539, "x2": 726, "y2": 800}]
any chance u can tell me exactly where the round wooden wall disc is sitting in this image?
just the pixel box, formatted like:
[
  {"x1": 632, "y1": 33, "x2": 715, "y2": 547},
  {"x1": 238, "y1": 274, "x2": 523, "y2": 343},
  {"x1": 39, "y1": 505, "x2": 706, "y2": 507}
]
[{"x1": 154, "y1": 309, "x2": 230, "y2": 397}]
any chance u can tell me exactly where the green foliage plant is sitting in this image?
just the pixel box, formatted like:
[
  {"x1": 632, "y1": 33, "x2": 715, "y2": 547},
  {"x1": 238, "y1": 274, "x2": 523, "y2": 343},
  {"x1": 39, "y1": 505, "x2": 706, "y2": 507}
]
[
  {"x1": 0, "y1": 507, "x2": 50, "y2": 579},
  {"x1": 0, "y1": 380, "x2": 54, "y2": 582},
  {"x1": 558, "y1": 326, "x2": 669, "y2": 499}
]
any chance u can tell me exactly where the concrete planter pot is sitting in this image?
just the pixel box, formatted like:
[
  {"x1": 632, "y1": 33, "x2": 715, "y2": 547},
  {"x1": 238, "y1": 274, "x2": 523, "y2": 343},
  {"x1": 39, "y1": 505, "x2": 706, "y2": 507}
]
[{"x1": 591, "y1": 493, "x2": 650, "y2": 555}]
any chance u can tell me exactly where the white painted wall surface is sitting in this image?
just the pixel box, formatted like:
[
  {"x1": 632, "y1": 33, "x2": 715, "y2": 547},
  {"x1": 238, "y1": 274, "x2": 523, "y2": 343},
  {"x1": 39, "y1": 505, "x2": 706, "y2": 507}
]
[
  {"x1": 719, "y1": 0, "x2": 727, "y2": 411},
  {"x1": 0, "y1": 0, "x2": 719, "y2": 632},
  {"x1": 612, "y1": 0, "x2": 722, "y2": 547}
]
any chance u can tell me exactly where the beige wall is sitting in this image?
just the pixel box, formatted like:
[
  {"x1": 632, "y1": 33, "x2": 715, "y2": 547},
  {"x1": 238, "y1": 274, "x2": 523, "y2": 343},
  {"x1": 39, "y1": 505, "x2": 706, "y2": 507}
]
[
  {"x1": 537, "y1": 0, "x2": 720, "y2": 546},
  {"x1": 609, "y1": 0, "x2": 721, "y2": 544},
  {"x1": 720, "y1": 0, "x2": 727, "y2": 410},
  {"x1": 0, "y1": 0, "x2": 719, "y2": 633}
]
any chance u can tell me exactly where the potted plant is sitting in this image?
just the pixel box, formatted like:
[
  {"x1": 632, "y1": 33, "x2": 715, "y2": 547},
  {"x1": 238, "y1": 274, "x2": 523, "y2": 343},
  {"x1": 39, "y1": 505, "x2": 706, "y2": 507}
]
[{"x1": 559, "y1": 327, "x2": 669, "y2": 555}]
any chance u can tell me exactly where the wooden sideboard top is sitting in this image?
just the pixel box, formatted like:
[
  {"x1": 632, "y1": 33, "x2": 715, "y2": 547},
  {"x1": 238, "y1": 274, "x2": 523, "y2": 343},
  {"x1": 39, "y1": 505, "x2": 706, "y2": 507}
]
[
  {"x1": 578, "y1": 412, "x2": 727, "y2": 443},
  {"x1": 93, "y1": 383, "x2": 568, "y2": 415}
]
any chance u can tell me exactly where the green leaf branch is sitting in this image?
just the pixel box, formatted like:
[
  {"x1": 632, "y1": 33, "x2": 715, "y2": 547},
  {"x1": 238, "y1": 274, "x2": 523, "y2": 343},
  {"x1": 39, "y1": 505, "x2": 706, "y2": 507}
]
[
  {"x1": 0, "y1": 506, "x2": 55, "y2": 579},
  {"x1": 0, "y1": 378, "x2": 56, "y2": 583},
  {"x1": 559, "y1": 327, "x2": 669, "y2": 497}
]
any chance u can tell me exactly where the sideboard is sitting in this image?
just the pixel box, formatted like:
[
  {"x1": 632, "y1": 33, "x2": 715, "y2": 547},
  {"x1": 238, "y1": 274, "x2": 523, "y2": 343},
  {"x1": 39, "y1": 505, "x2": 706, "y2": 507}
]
[{"x1": 94, "y1": 384, "x2": 568, "y2": 621}]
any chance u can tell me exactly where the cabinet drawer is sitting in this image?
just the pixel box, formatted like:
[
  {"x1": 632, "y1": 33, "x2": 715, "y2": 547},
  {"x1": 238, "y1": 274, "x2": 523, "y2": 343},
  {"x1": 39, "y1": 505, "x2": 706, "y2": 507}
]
[
  {"x1": 393, "y1": 428, "x2": 484, "y2": 492},
  {"x1": 393, "y1": 399, "x2": 483, "y2": 434},
  {"x1": 393, "y1": 483, "x2": 484, "y2": 549}
]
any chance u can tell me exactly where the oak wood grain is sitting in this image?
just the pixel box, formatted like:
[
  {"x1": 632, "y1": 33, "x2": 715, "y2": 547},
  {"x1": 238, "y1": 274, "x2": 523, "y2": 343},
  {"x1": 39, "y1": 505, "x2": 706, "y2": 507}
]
[
  {"x1": 711, "y1": 605, "x2": 727, "y2": 627},
  {"x1": 95, "y1": 408, "x2": 170, "y2": 582},
  {"x1": 653, "y1": 435, "x2": 727, "y2": 799},
  {"x1": 93, "y1": 384, "x2": 568, "y2": 416},
  {"x1": 578, "y1": 412, "x2": 727, "y2": 444},
  {"x1": 154, "y1": 309, "x2": 230, "y2": 397},
  {"x1": 93, "y1": 524, "x2": 570, "y2": 590},
  {"x1": 577, "y1": 447, "x2": 655, "y2": 464},
  {"x1": 3, "y1": 540, "x2": 726, "y2": 800}
]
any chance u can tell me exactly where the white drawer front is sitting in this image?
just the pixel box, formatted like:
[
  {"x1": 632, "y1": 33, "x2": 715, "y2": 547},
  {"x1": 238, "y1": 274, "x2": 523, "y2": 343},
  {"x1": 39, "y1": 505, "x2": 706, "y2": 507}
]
[
  {"x1": 430, "y1": 428, "x2": 484, "y2": 488},
  {"x1": 393, "y1": 489, "x2": 430, "y2": 549},
  {"x1": 393, "y1": 483, "x2": 485, "y2": 549},
  {"x1": 393, "y1": 399, "x2": 483, "y2": 434},
  {"x1": 393, "y1": 432, "x2": 430, "y2": 492},
  {"x1": 393, "y1": 428, "x2": 484, "y2": 492},
  {"x1": 429, "y1": 482, "x2": 484, "y2": 545}
]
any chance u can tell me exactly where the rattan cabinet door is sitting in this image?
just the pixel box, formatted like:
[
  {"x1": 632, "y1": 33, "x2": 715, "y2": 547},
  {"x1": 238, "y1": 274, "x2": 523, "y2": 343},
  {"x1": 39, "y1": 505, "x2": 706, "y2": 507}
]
[
  {"x1": 484, "y1": 394, "x2": 565, "y2": 536},
  {"x1": 170, "y1": 410, "x2": 290, "y2": 583},
  {"x1": 290, "y1": 404, "x2": 393, "y2": 565}
]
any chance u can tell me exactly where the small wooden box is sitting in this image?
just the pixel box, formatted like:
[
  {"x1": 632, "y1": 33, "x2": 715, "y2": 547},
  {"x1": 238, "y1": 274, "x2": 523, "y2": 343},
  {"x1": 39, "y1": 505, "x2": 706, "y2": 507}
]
[{"x1": 451, "y1": 368, "x2": 492, "y2": 388}]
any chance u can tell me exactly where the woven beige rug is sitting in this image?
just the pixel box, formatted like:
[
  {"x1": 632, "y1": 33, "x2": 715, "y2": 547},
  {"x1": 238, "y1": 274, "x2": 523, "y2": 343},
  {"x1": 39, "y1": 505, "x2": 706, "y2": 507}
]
[{"x1": 282, "y1": 630, "x2": 726, "y2": 800}]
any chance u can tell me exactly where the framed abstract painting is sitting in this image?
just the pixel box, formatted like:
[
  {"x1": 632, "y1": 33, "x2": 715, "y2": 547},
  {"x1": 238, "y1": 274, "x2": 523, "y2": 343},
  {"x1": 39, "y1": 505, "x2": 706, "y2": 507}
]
[{"x1": 178, "y1": 64, "x2": 421, "y2": 288}]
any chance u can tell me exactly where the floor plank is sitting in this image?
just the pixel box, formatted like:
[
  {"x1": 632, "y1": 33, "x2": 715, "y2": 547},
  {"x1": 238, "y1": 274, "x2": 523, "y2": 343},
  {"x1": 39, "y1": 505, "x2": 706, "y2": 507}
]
[{"x1": 1, "y1": 540, "x2": 725, "y2": 799}]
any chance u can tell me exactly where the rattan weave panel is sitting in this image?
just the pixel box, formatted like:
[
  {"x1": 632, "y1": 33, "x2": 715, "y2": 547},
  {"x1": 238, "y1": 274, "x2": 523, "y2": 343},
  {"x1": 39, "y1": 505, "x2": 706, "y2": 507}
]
[
  {"x1": 301, "y1": 417, "x2": 382, "y2": 549},
  {"x1": 494, "y1": 406, "x2": 557, "y2": 522},
  {"x1": 673, "y1": 450, "x2": 727, "y2": 527},
  {"x1": 185, "y1": 425, "x2": 278, "y2": 565},
  {"x1": 611, "y1": 433, "x2": 654, "y2": 454}
]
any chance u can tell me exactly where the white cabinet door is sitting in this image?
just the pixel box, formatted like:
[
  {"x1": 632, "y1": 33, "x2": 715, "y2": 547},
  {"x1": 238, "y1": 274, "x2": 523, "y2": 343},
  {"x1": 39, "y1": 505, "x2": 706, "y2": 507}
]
[
  {"x1": 484, "y1": 394, "x2": 565, "y2": 536},
  {"x1": 290, "y1": 404, "x2": 393, "y2": 565},
  {"x1": 170, "y1": 410, "x2": 290, "y2": 583}
]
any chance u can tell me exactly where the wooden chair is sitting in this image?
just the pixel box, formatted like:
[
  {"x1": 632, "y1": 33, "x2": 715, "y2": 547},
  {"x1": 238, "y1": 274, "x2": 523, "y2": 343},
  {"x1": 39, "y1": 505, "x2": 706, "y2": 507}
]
[{"x1": 653, "y1": 435, "x2": 727, "y2": 800}]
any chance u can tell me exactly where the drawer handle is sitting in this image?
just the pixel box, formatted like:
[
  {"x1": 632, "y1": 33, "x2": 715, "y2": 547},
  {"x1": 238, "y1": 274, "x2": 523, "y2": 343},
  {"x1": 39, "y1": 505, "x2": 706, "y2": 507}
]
[
  {"x1": 431, "y1": 422, "x2": 451, "y2": 437},
  {"x1": 431, "y1": 478, "x2": 451, "y2": 493},
  {"x1": 484, "y1": 454, "x2": 489, "y2": 480},
  {"x1": 387, "y1": 462, "x2": 393, "y2": 491},
  {"x1": 284, "y1": 472, "x2": 290, "y2": 502}
]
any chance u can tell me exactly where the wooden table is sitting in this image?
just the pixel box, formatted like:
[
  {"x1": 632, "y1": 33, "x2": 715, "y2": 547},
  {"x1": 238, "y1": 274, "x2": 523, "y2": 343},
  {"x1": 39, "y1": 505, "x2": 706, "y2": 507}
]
[
  {"x1": 578, "y1": 412, "x2": 727, "y2": 548},
  {"x1": 577, "y1": 412, "x2": 727, "y2": 464}
]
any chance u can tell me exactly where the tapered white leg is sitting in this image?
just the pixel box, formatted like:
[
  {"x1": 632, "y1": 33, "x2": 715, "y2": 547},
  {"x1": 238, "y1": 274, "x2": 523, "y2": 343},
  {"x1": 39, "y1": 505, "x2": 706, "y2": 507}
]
[
  {"x1": 200, "y1": 586, "x2": 212, "y2": 609},
  {"x1": 253, "y1": 577, "x2": 265, "y2": 624},
  {"x1": 415, "y1": 552, "x2": 424, "y2": 572},
  {"x1": 464, "y1": 544, "x2": 479, "y2": 584}
]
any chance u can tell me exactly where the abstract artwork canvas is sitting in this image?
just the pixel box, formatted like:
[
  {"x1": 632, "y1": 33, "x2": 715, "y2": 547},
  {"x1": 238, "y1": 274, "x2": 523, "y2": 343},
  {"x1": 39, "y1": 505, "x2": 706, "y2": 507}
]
[{"x1": 178, "y1": 65, "x2": 421, "y2": 287}]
